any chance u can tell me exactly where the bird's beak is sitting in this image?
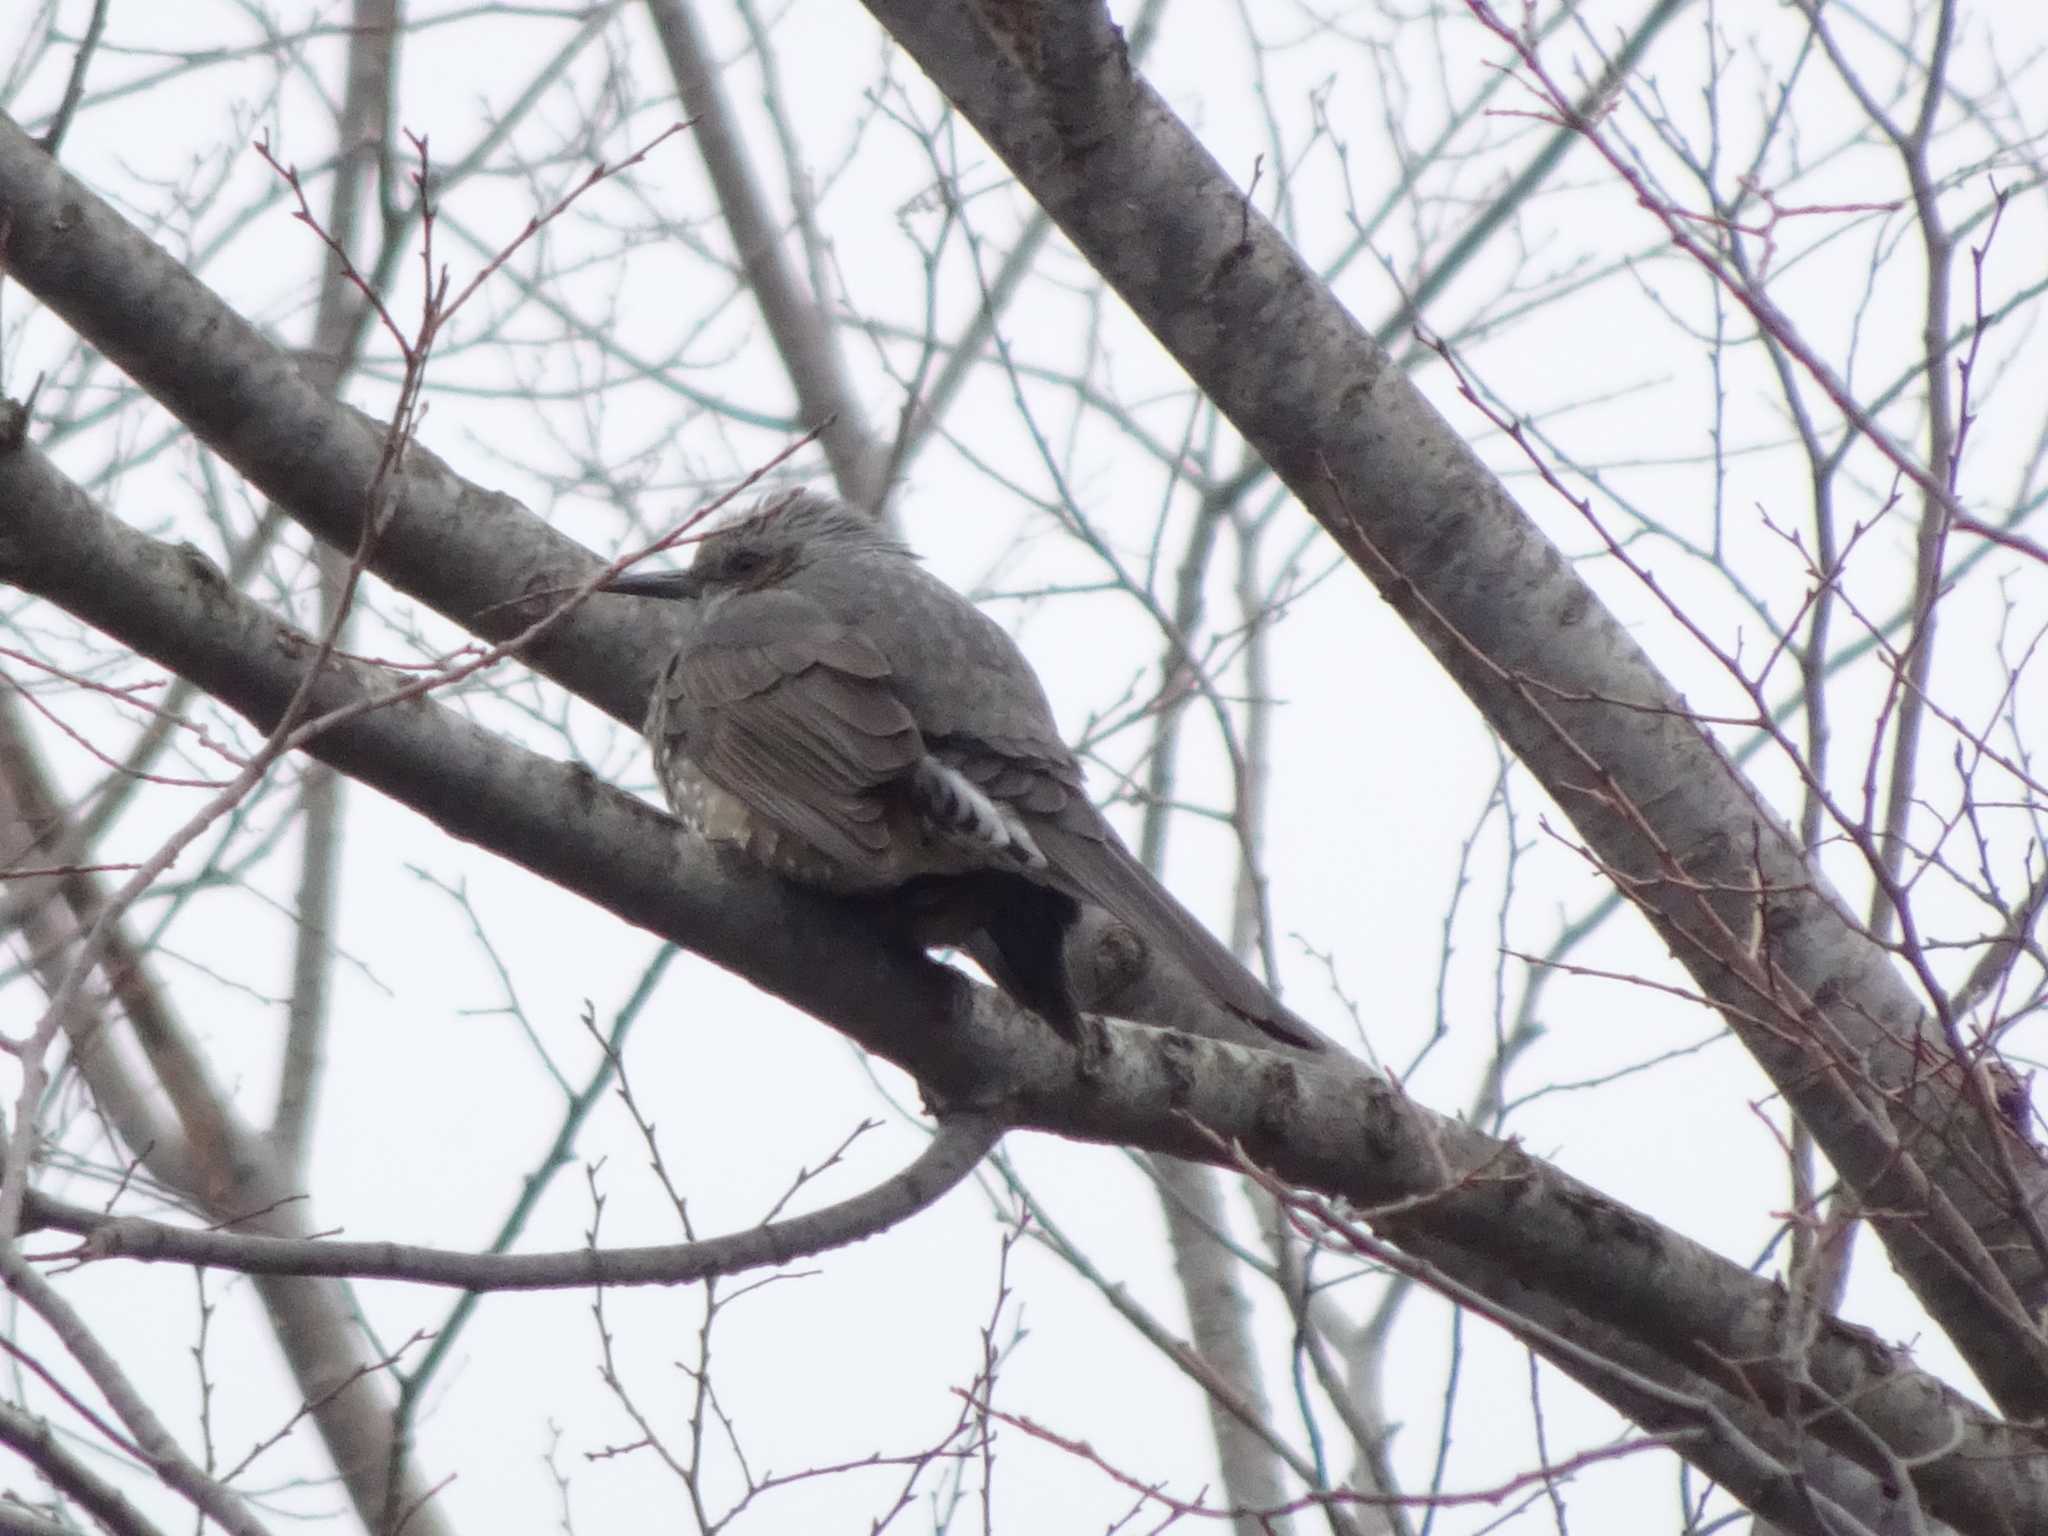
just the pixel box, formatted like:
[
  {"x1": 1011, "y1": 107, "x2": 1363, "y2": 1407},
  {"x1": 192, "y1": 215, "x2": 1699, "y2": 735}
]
[{"x1": 599, "y1": 568, "x2": 704, "y2": 600}]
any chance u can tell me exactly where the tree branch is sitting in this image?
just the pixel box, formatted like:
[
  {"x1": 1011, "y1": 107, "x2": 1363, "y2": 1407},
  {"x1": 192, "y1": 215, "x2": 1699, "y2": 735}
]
[
  {"x1": 24, "y1": 1115, "x2": 1000, "y2": 1288},
  {"x1": 846, "y1": 0, "x2": 2048, "y2": 1416},
  {"x1": 642, "y1": 0, "x2": 892, "y2": 511},
  {"x1": 0, "y1": 425, "x2": 2034, "y2": 1536}
]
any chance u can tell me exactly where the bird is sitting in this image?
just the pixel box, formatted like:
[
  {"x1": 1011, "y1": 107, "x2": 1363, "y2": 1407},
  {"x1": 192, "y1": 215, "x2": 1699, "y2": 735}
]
[{"x1": 601, "y1": 491, "x2": 1324, "y2": 1054}]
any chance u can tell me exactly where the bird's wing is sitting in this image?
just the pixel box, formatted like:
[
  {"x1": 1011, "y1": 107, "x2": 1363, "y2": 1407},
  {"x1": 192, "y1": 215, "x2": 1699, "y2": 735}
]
[
  {"x1": 667, "y1": 590, "x2": 924, "y2": 869},
  {"x1": 930, "y1": 736, "x2": 1087, "y2": 818}
]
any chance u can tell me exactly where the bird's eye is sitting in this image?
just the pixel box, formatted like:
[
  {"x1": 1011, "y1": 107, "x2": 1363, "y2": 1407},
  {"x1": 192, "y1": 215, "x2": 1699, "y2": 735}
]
[{"x1": 724, "y1": 548, "x2": 764, "y2": 577}]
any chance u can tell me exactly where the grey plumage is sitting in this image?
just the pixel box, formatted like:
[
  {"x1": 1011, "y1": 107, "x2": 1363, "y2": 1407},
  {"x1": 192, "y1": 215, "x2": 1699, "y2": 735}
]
[{"x1": 603, "y1": 491, "x2": 1322, "y2": 1053}]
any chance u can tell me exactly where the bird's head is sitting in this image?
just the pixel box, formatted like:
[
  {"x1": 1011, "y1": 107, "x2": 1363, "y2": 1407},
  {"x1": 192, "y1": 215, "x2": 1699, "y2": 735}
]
[{"x1": 600, "y1": 491, "x2": 905, "y2": 604}]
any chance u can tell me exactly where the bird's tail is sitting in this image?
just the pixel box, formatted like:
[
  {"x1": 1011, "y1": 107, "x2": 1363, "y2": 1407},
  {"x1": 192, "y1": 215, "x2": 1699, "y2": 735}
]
[{"x1": 1036, "y1": 824, "x2": 1329, "y2": 1054}]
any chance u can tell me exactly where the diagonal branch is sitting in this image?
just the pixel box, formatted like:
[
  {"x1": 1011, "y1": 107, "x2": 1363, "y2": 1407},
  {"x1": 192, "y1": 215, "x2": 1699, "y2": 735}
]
[
  {"x1": 847, "y1": 0, "x2": 2048, "y2": 1417},
  {"x1": 0, "y1": 424, "x2": 2035, "y2": 1536}
]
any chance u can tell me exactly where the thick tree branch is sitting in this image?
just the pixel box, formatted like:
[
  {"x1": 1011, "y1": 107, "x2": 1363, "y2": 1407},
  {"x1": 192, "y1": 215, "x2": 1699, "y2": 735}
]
[
  {"x1": 847, "y1": 0, "x2": 2048, "y2": 1415},
  {"x1": 0, "y1": 429, "x2": 2034, "y2": 1536}
]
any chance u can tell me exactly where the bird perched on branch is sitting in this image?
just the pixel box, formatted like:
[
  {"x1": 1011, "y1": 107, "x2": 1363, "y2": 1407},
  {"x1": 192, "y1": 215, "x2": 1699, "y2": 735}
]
[{"x1": 602, "y1": 491, "x2": 1323, "y2": 1054}]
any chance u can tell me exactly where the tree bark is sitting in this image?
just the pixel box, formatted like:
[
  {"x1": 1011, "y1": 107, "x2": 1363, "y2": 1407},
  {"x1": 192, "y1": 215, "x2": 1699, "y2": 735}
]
[
  {"x1": 849, "y1": 0, "x2": 2048, "y2": 1414},
  {"x1": 0, "y1": 412, "x2": 2030, "y2": 1535}
]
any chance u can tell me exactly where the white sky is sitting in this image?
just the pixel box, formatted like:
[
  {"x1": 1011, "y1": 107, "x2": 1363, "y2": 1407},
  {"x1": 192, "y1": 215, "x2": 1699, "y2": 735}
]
[{"x1": 4, "y1": 1, "x2": 2047, "y2": 1532}]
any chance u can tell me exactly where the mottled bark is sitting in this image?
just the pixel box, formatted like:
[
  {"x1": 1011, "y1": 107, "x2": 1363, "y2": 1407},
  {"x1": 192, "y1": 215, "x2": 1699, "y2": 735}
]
[
  {"x1": 851, "y1": 0, "x2": 2048, "y2": 1415},
  {"x1": 0, "y1": 419, "x2": 2031, "y2": 1536}
]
